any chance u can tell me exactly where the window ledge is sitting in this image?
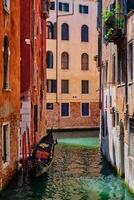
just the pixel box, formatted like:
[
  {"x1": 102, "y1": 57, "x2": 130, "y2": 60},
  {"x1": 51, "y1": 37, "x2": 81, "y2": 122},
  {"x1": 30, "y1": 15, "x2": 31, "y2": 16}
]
[{"x1": 2, "y1": 88, "x2": 11, "y2": 92}]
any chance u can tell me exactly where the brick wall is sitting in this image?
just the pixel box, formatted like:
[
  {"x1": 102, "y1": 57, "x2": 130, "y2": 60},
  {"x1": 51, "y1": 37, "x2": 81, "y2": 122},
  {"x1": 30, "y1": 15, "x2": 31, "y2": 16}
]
[{"x1": 46, "y1": 102, "x2": 100, "y2": 129}]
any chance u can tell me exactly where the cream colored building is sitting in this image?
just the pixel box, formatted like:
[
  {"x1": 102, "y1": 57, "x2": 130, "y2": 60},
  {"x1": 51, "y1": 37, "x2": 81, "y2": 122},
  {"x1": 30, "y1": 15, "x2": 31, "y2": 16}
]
[{"x1": 46, "y1": 0, "x2": 99, "y2": 129}]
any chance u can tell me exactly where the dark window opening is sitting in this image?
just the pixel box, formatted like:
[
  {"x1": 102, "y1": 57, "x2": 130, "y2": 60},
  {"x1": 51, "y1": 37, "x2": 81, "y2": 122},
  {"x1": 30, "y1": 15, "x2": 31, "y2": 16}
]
[
  {"x1": 46, "y1": 51, "x2": 53, "y2": 68},
  {"x1": 61, "y1": 103, "x2": 69, "y2": 116},
  {"x1": 3, "y1": 36, "x2": 9, "y2": 89},
  {"x1": 81, "y1": 25, "x2": 88, "y2": 42},
  {"x1": 46, "y1": 103, "x2": 54, "y2": 110},
  {"x1": 2, "y1": 124, "x2": 8, "y2": 163},
  {"x1": 61, "y1": 80, "x2": 69, "y2": 94},
  {"x1": 112, "y1": 54, "x2": 116, "y2": 84},
  {"x1": 81, "y1": 80, "x2": 89, "y2": 94},
  {"x1": 128, "y1": 42, "x2": 133, "y2": 82},
  {"x1": 61, "y1": 23, "x2": 69, "y2": 40},
  {"x1": 50, "y1": 1, "x2": 55, "y2": 10},
  {"x1": 47, "y1": 79, "x2": 57, "y2": 93},
  {"x1": 79, "y1": 5, "x2": 88, "y2": 14},
  {"x1": 82, "y1": 103, "x2": 89, "y2": 116},
  {"x1": 59, "y1": 2, "x2": 69, "y2": 12}
]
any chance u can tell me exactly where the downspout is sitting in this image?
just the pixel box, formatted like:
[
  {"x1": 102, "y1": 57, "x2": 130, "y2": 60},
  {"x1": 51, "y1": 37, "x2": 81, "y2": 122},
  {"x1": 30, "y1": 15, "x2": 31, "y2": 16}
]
[{"x1": 55, "y1": 0, "x2": 74, "y2": 128}]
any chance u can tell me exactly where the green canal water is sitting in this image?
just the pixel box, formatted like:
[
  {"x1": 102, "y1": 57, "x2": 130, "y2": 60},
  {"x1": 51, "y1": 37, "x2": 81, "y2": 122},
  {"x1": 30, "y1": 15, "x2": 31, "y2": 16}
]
[{"x1": 1, "y1": 137, "x2": 134, "y2": 200}]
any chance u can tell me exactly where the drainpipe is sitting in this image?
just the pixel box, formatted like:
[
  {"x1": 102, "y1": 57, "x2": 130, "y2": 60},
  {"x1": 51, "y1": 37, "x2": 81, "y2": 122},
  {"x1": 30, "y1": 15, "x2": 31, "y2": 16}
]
[{"x1": 55, "y1": 0, "x2": 74, "y2": 128}]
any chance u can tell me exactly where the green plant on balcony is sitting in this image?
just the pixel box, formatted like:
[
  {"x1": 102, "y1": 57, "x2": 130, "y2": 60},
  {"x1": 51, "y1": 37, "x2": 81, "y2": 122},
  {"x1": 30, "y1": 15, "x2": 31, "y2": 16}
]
[
  {"x1": 104, "y1": 28, "x2": 114, "y2": 41},
  {"x1": 103, "y1": 9, "x2": 115, "y2": 25}
]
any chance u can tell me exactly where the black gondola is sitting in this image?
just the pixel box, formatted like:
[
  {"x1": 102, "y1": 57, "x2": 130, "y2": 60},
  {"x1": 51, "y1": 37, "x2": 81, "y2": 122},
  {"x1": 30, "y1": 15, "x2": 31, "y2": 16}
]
[{"x1": 28, "y1": 129, "x2": 57, "y2": 177}]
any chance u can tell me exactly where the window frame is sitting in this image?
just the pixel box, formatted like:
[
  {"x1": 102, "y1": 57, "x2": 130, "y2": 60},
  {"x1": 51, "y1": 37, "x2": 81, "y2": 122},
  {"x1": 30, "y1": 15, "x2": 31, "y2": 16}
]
[
  {"x1": 61, "y1": 23, "x2": 69, "y2": 40},
  {"x1": 2, "y1": 122, "x2": 10, "y2": 168},
  {"x1": 81, "y1": 25, "x2": 89, "y2": 42},
  {"x1": 46, "y1": 51, "x2": 53, "y2": 69},
  {"x1": 59, "y1": 2, "x2": 69, "y2": 12},
  {"x1": 61, "y1": 80, "x2": 69, "y2": 94},
  {"x1": 47, "y1": 79, "x2": 57, "y2": 93},
  {"x1": 81, "y1": 80, "x2": 89, "y2": 94},
  {"x1": 3, "y1": 0, "x2": 10, "y2": 13},
  {"x1": 61, "y1": 52, "x2": 69, "y2": 69},
  {"x1": 79, "y1": 4, "x2": 88, "y2": 14},
  {"x1": 128, "y1": 41, "x2": 133, "y2": 83},
  {"x1": 3, "y1": 36, "x2": 10, "y2": 90},
  {"x1": 61, "y1": 103, "x2": 70, "y2": 117},
  {"x1": 46, "y1": 103, "x2": 54, "y2": 110},
  {"x1": 81, "y1": 103, "x2": 90, "y2": 117},
  {"x1": 81, "y1": 53, "x2": 89, "y2": 70}
]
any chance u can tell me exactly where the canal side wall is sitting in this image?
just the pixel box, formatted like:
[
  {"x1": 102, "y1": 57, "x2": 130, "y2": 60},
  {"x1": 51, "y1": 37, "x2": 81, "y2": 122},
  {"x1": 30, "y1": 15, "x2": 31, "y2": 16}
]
[
  {"x1": 99, "y1": 1, "x2": 134, "y2": 194},
  {"x1": 0, "y1": 0, "x2": 20, "y2": 191}
]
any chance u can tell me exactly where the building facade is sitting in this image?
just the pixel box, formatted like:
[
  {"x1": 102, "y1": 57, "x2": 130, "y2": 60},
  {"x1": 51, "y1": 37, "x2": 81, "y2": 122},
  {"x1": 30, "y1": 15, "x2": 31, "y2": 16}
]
[
  {"x1": 97, "y1": 0, "x2": 134, "y2": 192},
  {"x1": 46, "y1": 0, "x2": 99, "y2": 129},
  {"x1": 0, "y1": 0, "x2": 20, "y2": 190},
  {"x1": 20, "y1": 0, "x2": 49, "y2": 150}
]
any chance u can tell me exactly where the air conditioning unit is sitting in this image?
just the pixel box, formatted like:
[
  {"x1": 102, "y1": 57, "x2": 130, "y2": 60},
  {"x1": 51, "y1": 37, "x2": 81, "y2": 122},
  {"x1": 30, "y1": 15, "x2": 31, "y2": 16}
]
[{"x1": 42, "y1": 0, "x2": 50, "y2": 19}]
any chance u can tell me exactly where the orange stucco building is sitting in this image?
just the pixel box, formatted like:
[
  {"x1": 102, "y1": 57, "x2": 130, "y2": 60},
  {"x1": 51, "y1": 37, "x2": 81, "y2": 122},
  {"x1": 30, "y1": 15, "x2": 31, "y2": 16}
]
[{"x1": 0, "y1": 0, "x2": 20, "y2": 190}]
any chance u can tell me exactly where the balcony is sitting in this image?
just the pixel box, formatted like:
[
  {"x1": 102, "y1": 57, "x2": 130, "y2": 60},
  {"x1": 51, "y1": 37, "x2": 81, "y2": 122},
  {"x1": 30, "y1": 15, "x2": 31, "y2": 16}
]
[{"x1": 103, "y1": 11, "x2": 125, "y2": 44}]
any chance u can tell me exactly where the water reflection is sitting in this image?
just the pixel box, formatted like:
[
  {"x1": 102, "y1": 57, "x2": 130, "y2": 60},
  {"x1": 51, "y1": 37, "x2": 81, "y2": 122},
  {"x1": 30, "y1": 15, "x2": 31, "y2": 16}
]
[{"x1": 0, "y1": 137, "x2": 134, "y2": 200}]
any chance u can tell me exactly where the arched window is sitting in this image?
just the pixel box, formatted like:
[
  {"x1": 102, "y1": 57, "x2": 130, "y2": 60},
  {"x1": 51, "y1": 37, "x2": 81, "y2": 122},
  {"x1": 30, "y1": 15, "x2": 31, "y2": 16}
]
[
  {"x1": 81, "y1": 25, "x2": 88, "y2": 42},
  {"x1": 3, "y1": 36, "x2": 9, "y2": 89},
  {"x1": 61, "y1": 23, "x2": 69, "y2": 40},
  {"x1": 61, "y1": 52, "x2": 69, "y2": 69},
  {"x1": 81, "y1": 53, "x2": 89, "y2": 70},
  {"x1": 46, "y1": 21, "x2": 53, "y2": 39},
  {"x1": 47, "y1": 51, "x2": 53, "y2": 68}
]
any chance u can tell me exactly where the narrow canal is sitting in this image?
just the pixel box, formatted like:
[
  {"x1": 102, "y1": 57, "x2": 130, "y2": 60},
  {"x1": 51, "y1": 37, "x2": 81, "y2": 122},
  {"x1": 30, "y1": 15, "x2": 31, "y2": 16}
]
[{"x1": 1, "y1": 131, "x2": 134, "y2": 200}]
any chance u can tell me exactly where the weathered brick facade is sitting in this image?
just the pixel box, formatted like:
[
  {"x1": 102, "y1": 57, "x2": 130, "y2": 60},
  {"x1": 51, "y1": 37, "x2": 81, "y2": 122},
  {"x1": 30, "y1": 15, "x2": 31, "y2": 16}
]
[
  {"x1": 20, "y1": 0, "x2": 48, "y2": 147},
  {"x1": 46, "y1": 102, "x2": 100, "y2": 129},
  {"x1": 0, "y1": 1, "x2": 20, "y2": 190}
]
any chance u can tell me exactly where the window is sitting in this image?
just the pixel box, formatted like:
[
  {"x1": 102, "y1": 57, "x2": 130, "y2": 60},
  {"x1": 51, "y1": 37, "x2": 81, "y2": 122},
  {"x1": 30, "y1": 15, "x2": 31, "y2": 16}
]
[
  {"x1": 118, "y1": 49, "x2": 125, "y2": 84},
  {"x1": 81, "y1": 80, "x2": 89, "y2": 94},
  {"x1": 61, "y1": 23, "x2": 69, "y2": 40},
  {"x1": 61, "y1": 103, "x2": 69, "y2": 116},
  {"x1": 34, "y1": 105, "x2": 38, "y2": 132},
  {"x1": 61, "y1": 52, "x2": 69, "y2": 69},
  {"x1": 46, "y1": 103, "x2": 54, "y2": 110},
  {"x1": 3, "y1": 36, "x2": 9, "y2": 89},
  {"x1": 3, "y1": 0, "x2": 10, "y2": 12},
  {"x1": 112, "y1": 54, "x2": 116, "y2": 84},
  {"x1": 81, "y1": 25, "x2": 88, "y2": 42},
  {"x1": 46, "y1": 22, "x2": 53, "y2": 39},
  {"x1": 50, "y1": 1, "x2": 55, "y2": 10},
  {"x1": 104, "y1": 61, "x2": 108, "y2": 84},
  {"x1": 47, "y1": 79, "x2": 57, "y2": 93},
  {"x1": 59, "y1": 2, "x2": 69, "y2": 12},
  {"x1": 81, "y1": 53, "x2": 88, "y2": 70},
  {"x1": 82, "y1": 103, "x2": 89, "y2": 116},
  {"x1": 128, "y1": 42, "x2": 133, "y2": 82},
  {"x1": 79, "y1": 5, "x2": 88, "y2": 14},
  {"x1": 61, "y1": 80, "x2": 69, "y2": 94},
  {"x1": 2, "y1": 123, "x2": 10, "y2": 165},
  {"x1": 46, "y1": 51, "x2": 53, "y2": 68}
]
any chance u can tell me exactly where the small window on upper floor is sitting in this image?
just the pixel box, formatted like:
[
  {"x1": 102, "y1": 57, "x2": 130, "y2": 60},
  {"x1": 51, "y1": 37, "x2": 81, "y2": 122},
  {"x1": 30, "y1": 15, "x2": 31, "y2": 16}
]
[
  {"x1": 79, "y1": 5, "x2": 88, "y2": 14},
  {"x1": 59, "y1": 2, "x2": 69, "y2": 12},
  {"x1": 61, "y1": 23, "x2": 69, "y2": 40},
  {"x1": 128, "y1": 42, "x2": 133, "y2": 82},
  {"x1": 3, "y1": 36, "x2": 9, "y2": 90},
  {"x1": 81, "y1": 25, "x2": 88, "y2": 42},
  {"x1": 3, "y1": 0, "x2": 10, "y2": 12},
  {"x1": 50, "y1": 1, "x2": 55, "y2": 10}
]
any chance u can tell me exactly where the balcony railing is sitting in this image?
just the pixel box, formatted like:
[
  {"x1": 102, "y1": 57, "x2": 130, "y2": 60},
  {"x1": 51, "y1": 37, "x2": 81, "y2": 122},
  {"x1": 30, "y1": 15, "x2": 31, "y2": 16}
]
[{"x1": 103, "y1": 12, "x2": 125, "y2": 44}]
